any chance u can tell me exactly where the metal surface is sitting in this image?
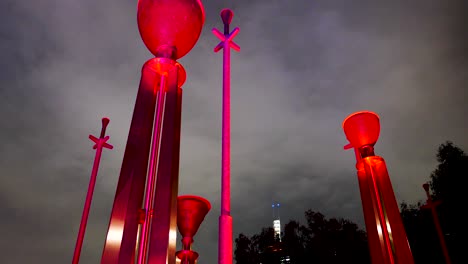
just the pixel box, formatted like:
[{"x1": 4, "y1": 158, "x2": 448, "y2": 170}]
[
  {"x1": 72, "y1": 118, "x2": 113, "y2": 264},
  {"x1": 175, "y1": 195, "x2": 211, "y2": 264},
  {"x1": 101, "y1": 61, "x2": 159, "y2": 264},
  {"x1": 212, "y1": 9, "x2": 240, "y2": 264},
  {"x1": 101, "y1": 0, "x2": 204, "y2": 262},
  {"x1": 137, "y1": 0, "x2": 205, "y2": 59},
  {"x1": 176, "y1": 250, "x2": 199, "y2": 264},
  {"x1": 343, "y1": 111, "x2": 414, "y2": 264},
  {"x1": 146, "y1": 61, "x2": 184, "y2": 264},
  {"x1": 177, "y1": 195, "x2": 211, "y2": 247},
  {"x1": 137, "y1": 73, "x2": 167, "y2": 264}
]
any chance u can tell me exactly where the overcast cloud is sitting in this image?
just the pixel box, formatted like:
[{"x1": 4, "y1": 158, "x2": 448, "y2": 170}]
[{"x1": 1, "y1": 0, "x2": 467, "y2": 263}]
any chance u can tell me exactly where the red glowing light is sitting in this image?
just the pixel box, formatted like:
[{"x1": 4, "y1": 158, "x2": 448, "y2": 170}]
[
  {"x1": 142, "y1": 58, "x2": 187, "y2": 89},
  {"x1": 343, "y1": 111, "x2": 380, "y2": 149},
  {"x1": 177, "y1": 195, "x2": 211, "y2": 242},
  {"x1": 101, "y1": 1, "x2": 205, "y2": 263},
  {"x1": 137, "y1": 0, "x2": 205, "y2": 59},
  {"x1": 343, "y1": 111, "x2": 414, "y2": 264}
]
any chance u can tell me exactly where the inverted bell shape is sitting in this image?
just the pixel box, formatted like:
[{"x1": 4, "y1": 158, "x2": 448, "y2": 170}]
[
  {"x1": 177, "y1": 195, "x2": 211, "y2": 239},
  {"x1": 343, "y1": 111, "x2": 380, "y2": 149},
  {"x1": 137, "y1": 0, "x2": 205, "y2": 59}
]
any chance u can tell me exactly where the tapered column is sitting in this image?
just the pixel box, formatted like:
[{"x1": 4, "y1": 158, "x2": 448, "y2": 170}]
[
  {"x1": 101, "y1": 61, "x2": 159, "y2": 264},
  {"x1": 343, "y1": 111, "x2": 414, "y2": 264},
  {"x1": 356, "y1": 161, "x2": 390, "y2": 264},
  {"x1": 101, "y1": 0, "x2": 204, "y2": 262},
  {"x1": 147, "y1": 60, "x2": 184, "y2": 264}
]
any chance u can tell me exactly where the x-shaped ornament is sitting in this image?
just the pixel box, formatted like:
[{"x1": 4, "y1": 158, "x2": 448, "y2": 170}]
[
  {"x1": 89, "y1": 135, "x2": 113, "y2": 150},
  {"x1": 212, "y1": 27, "x2": 241, "y2": 52},
  {"x1": 89, "y1": 118, "x2": 113, "y2": 150}
]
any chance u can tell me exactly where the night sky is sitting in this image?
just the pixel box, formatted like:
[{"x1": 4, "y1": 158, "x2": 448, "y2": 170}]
[{"x1": 1, "y1": 0, "x2": 467, "y2": 263}]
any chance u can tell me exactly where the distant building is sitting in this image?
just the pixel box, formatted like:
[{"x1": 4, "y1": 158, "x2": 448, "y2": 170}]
[
  {"x1": 271, "y1": 202, "x2": 290, "y2": 264},
  {"x1": 273, "y1": 219, "x2": 281, "y2": 241},
  {"x1": 272, "y1": 203, "x2": 281, "y2": 241}
]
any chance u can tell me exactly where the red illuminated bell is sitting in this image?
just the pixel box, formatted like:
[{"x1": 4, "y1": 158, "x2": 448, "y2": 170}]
[
  {"x1": 343, "y1": 111, "x2": 380, "y2": 149},
  {"x1": 137, "y1": 0, "x2": 205, "y2": 59},
  {"x1": 177, "y1": 195, "x2": 211, "y2": 245},
  {"x1": 176, "y1": 250, "x2": 199, "y2": 263}
]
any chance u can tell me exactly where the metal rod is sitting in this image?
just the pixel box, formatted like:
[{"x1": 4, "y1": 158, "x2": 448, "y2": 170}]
[
  {"x1": 72, "y1": 118, "x2": 113, "y2": 264},
  {"x1": 137, "y1": 74, "x2": 167, "y2": 264},
  {"x1": 221, "y1": 7, "x2": 232, "y2": 237},
  {"x1": 213, "y1": 8, "x2": 240, "y2": 264}
]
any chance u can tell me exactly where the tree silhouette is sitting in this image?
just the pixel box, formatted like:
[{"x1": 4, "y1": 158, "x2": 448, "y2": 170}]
[
  {"x1": 429, "y1": 141, "x2": 467, "y2": 263},
  {"x1": 234, "y1": 234, "x2": 256, "y2": 264},
  {"x1": 401, "y1": 141, "x2": 467, "y2": 264},
  {"x1": 234, "y1": 210, "x2": 369, "y2": 263},
  {"x1": 236, "y1": 142, "x2": 467, "y2": 264},
  {"x1": 282, "y1": 220, "x2": 307, "y2": 263},
  {"x1": 303, "y1": 210, "x2": 369, "y2": 264},
  {"x1": 400, "y1": 201, "x2": 443, "y2": 263}
]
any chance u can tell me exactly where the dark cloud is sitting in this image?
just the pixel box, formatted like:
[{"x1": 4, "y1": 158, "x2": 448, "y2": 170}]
[{"x1": 1, "y1": 0, "x2": 467, "y2": 263}]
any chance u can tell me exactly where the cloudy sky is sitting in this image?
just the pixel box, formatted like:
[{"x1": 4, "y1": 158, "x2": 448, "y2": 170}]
[{"x1": 1, "y1": 0, "x2": 467, "y2": 263}]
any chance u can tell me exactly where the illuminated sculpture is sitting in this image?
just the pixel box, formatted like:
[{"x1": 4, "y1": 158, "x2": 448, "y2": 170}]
[
  {"x1": 342, "y1": 111, "x2": 414, "y2": 264},
  {"x1": 100, "y1": 0, "x2": 205, "y2": 263},
  {"x1": 73, "y1": 118, "x2": 113, "y2": 264},
  {"x1": 176, "y1": 195, "x2": 211, "y2": 264},
  {"x1": 212, "y1": 9, "x2": 240, "y2": 264}
]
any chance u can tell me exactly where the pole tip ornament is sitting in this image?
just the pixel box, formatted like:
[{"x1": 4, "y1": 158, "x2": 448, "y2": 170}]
[
  {"x1": 102, "y1": 117, "x2": 110, "y2": 127},
  {"x1": 221, "y1": 9, "x2": 234, "y2": 25},
  {"x1": 100, "y1": 117, "x2": 110, "y2": 138},
  {"x1": 423, "y1": 183, "x2": 430, "y2": 192}
]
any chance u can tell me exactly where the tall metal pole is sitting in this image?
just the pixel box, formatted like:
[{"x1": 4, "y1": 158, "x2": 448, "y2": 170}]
[
  {"x1": 421, "y1": 183, "x2": 451, "y2": 264},
  {"x1": 213, "y1": 8, "x2": 240, "y2": 264},
  {"x1": 137, "y1": 74, "x2": 167, "y2": 264},
  {"x1": 72, "y1": 118, "x2": 113, "y2": 264}
]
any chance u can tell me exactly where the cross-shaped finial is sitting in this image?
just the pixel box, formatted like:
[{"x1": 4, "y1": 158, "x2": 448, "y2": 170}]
[
  {"x1": 212, "y1": 9, "x2": 240, "y2": 52},
  {"x1": 89, "y1": 117, "x2": 113, "y2": 150}
]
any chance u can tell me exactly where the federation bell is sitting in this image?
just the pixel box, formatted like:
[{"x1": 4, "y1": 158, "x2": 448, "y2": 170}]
[{"x1": 137, "y1": 0, "x2": 205, "y2": 59}]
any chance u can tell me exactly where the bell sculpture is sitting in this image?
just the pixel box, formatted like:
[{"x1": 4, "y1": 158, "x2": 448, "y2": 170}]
[
  {"x1": 100, "y1": 0, "x2": 205, "y2": 263},
  {"x1": 343, "y1": 111, "x2": 414, "y2": 264},
  {"x1": 176, "y1": 195, "x2": 211, "y2": 264}
]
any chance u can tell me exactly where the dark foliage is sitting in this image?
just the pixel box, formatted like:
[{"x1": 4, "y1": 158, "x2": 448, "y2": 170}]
[
  {"x1": 400, "y1": 202, "x2": 444, "y2": 264},
  {"x1": 234, "y1": 211, "x2": 370, "y2": 264},
  {"x1": 401, "y1": 141, "x2": 467, "y2": 264},
  {"x1": 235, "y1": 141, "x2": 467, "y2": 264}
]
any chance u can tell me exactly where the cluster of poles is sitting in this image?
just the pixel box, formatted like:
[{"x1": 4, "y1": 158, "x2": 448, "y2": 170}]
[
  {"x1": 70, "y1": 1, "x2": 452, "y2": 264},
  {"x1": 72, "y1": 1, "x2": 240, "y2": 263}
]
